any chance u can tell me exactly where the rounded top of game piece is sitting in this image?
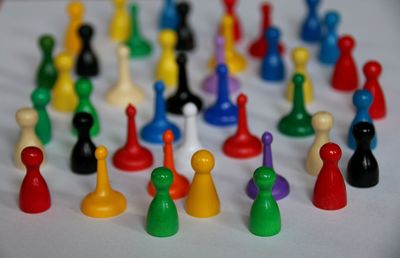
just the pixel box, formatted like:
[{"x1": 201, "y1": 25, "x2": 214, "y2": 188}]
[
  {"x1": 338, "y1": 35, "x2": 355, "y2": 51},
  {"x1": 261, "y1": 2, "x2": 272, "y2": 13},
  {"x1": 114, "y1": 0, "x2": 126, "y2": 7},
  {"x1": 79, "y1": 24, "x2": 94, "y2": 39},
  {"x1": 177, "y1": 2, "x2": 190, "y2": 15},
  {"x1": 163, "y1": 129, "x2": 174, "y2": 144},
  {"x1": 223, "y1": 0, "x2": 236, "y2": 12},
  {"x1": 265, "y1": 26, "x2": 280, "y2": 41},
  {"x1": 95, "y1": 145, "x2": 108, "y2": 160},
  {"x1": 55, "y1": 52, "x2": 73, "y2": 71},
  {"x1": 130, "y1": 2, "x2": 138, "y2": 13},
  {"x1": 67, "y1": 1, "x2": 84, "y2": 17},
  {"x1": 176, "y1": 52, "x2": 187, "y2": 65},
  {"x1": 352, "y1": 122, "x2": 375, "y2": 142},
  {"x1": 126, "y1": 104, "x2": 136, "y2": 117},
  {"x1": 183, "y1": 102, "x2": 197, "y2": 116},
  {"x1": 154, "y1": 81, "x2": 165, "y2": 93},
  {"x1": 159, "y1": 30, "x2": 177, "y2": 47},
  {"x1": 39, "y1": 35, "x2": 55, "y2": 51},
  {"x1": 253, "y1": 166, "x2": 276, "y2": 189},
  {"x1": 216, "y1": 64, "x2": 228, "y2": 76},
  {"x1": 151, "y1": 167, "x2": 173, "y2": 191},
  {"x1": 320, "y1": 142, "x2": 341, "y2": 162},
  {"x1": 292, "y1": 73, "x2": 305, "y2": 87},
  {"x1": 117, "y1": 44, "x2": 130, "y2": 57},
  {"x1": 261, "y1": 131, "x2": 273, "y2": 145},
  {"x1": 292, "y1": 47, "x2": 309, "y2": 65},
  {"x1": 353, "y1": 89, "x2": 372, "y2": 109},
  {"x1": 363, "y1": 60, "x2": 382, "y2": 78},
  {"x1": 237, "y1": 93, "x2": 247, "y2": 107},
  {"x1": 312, "y1": 111, "x2": 334, "y2": 131},
  {"x1": 31, "y1": 88, "x2": 51, "y2": 106},
  {"x1": 324, "y1": 11, "x2": 340, "y2": 28},
  {"x1": 75, "y1": 77, "x2": 93, "y2": 97},
  {"x1": 307, "y1": 0, "x2": 320, "y2": 7},
  {"x1": 191, "y1": 149, "x2": 215, "y2": 174},
  {"x1": 73, "y1": 112, "x2": 94, "y2": 132},
  {"x1": 21, "y1": 146, "x2": 43, "y2": 167},
  {"x1": 16, "y1": 107, "x2": 38, "y2": 127}
]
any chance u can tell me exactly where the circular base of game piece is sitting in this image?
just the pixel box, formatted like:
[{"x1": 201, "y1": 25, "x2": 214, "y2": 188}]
[
  {"x1": 202, "y1": 73, "x2": 240, "y2": 95},
  {"x1": 203, "y1": 104, "x2": 238, "y2": 127},
  {"x1": 126, "y1": 40, "x2": 152, "y2": 58},
  {"x1": 166, "y1": 94, "x2": 203, "y2": 115},
  {"x1": 140, "y1": 122, "x2": 181, "y2": 144},
  {"x1": 222, "y1": 135, "x2": 262, "y2": 159},
  {"x1": 80, "y1": 190, "x2": 127, "y2": 218},
  {"x1": 147, "y1": 174, "x2": 190, "y2": 200},
  {"x1": 246, "y1": 174, "x2": 290, "y2": 200},
  {"x1": 278, "y1": 116, "x2": 314, "y2": 137},
  {"x1": 113, "y1": 147, "x2": 153, "y2": 172}
]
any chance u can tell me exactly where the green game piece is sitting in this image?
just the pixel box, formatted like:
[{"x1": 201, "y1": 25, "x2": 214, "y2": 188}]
[
  {"x1": 73, "y1": 77, "x2": 100, "y2": 136},
  {"x1": 278, "y1": 74, "x2": 314, "y2": 137},
  {"x1": 31, "y1": 87, "x2": 52, "y2": 145},
  {"x1": 249, "y1": 167, "x2": 281, "y2": 237},
  {"x1": 125, "y1": 3, "x2": 152, "y2": 58},
  {"x1": 36, "y1": 35, "x2": 57, "y2": 89},
  {"x1": 146, "y1": 167, "x2": 179, "y2": 237}
]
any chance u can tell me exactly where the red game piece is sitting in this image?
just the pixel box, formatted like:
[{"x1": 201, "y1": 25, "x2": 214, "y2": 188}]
[
  {"x1": 19, "y1": 146, "x2": 51, "y2": 213},
  {"x1": 222, "y1": 0, "x2": 242, "y2": 42},
  {"x1": 113, "y1": 104, "x2": 153, "y2": 171},
  {"x1": 312, "y1": 142, "x2": 347, "y2": 210},
  {"x1": 331, "y1": 35, "x2": 359, "y2": 92},
  {"x1": 363, "y1": 61, "x2": 386, "y2": 120},
  {"x1": 222, "y1": 93, "x2": 262, "y2": 158}
]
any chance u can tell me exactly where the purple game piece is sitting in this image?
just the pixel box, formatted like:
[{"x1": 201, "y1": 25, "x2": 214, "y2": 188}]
[
  {"x1": 246, "y1": 131, "x2": 290, "y2": 200},
  {"x1": 202, "y1": 36, "x2": 240, "y2": 94}
]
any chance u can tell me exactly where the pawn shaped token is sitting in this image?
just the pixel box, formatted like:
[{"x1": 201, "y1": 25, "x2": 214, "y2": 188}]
[
  {"x1": 278, "y1": 74, "x2": 314, "y2": 137},
  {"x1": 76, "y1": 24, "x2": 100, "y2": 77},
  {"x1": 286, "y1": 47, "x2": 313, "y2": 104},
  {"x1": 155, "y1": 30, "x2": 178, "y2": 88},
  {"x1": 363, "y1": 61, "x2": 386, "y2": 120},
  {"x1": 14, "y1": 108, "x2": 45, "y2": 169},
  {"x1": 221, "y1": 0, "x2": 242, "y2": 42},
  {"x1": 313, "y1": 143, "x2": 347, "y2": 210},
  {"x1": 300, "y1": 0, "x2": 322, "y2": 43},
  {"x1": 113, "y1": 104, "x2": 153, "y2": 172},
  {"x1": 140, "y1": 81, "x2": 181, "y2": 144},
  {"x1": 148, "y1": 130, "x2": 190, "y2": 199},
  {"x1": 223, "y1": 94, "x2": 262, "y2": 158},
  {"x1": 146, "y1": 167, "x2": 179, "y2": 237},
  {"x1": 260, "y1": 26, "x2": 285, "y2": 82},
  {"x1": 19, "y1": 147, "x2": 51, "y2": 213},
  {"x1": 185, "y1": 150, "x2": 220, "y2": 218},
  {"x1": 159, "y1": 0, "x2": 178, "y2": 30},
  {"x1": 347, "y1": 90, "x2": 377, "y2": 150},
  {"x1": 175, "y1": 2, "x2": 195, "y2": 51},
  {"x1": 249, "y1": 167, "x2": 281, "y2": 237},
  {"x1": 36, "y1": 35, "x2": 57, "y2": 89},
  {"x1": 64, "y1": 1, "x2": 84, "y2": 55},
  {"x1": 125, "y1": 3, "x2": 152, "y2": 58},
  {"x1": 306, "y1": 112, "x2": 334, "y2": 176},
  {"x1": 318, "y1": 11, "x2": 340, "y2": 65},
  {"x1": 70, "y1": 112, "x2": 97, "y2": 174},
  {"x1": 331, "y1": 35, "x2": 359, "y2": 92},
  {"x1": 31, "y1": 87, "x2": 52, "y2": 145},
  {"x1": 109, "y1": 0, "x2": 131, "y2": 42},
  {"x1": 81, "y1": 146, "x2": 127, "y2": 218},
  {"x1": 166, "y1": 53, "x2": 203, "y2": 115},
  {"x1": 74, "y1": 77, "x2": 100, "y2": 136},
  {"x1": 203, "y1": 64, "x2": 238, "y2": 127}
]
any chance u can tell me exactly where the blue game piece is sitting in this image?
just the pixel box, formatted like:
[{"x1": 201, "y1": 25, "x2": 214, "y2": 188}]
[
  {"x1": 140, "y1": 81, "x2": 181, "y2": 144},
  {"x1": 203, "y1": 64, "x2": 238, "y2": 126},
  {"x1": 318, "y1": 11, "x2": 340, "y2": 65},
  {"x1": 347, "y1": 90, "x2": 377, "y2": 150},
  {"x1": 300, "y1": 0, "x2": 322, "y2": 43},
  {"x1": 260, "y1": 27, "x2": 285, "y2": 82},
  {"x1": 159, "y1": 0, "x2": 178, "y2": 30}
]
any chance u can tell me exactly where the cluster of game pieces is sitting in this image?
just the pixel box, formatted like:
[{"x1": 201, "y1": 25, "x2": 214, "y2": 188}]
[{"x1": 15, "y1": 0, "x2": 387, "y2": 238}]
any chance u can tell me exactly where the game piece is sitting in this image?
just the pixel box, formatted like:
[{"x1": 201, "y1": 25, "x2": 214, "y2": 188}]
[
  {"x1": 36, "y1": 35, "x2": 57, "y2": 89},
  {"x1": 222, "y1": 94, "x2": 262, "y2": 159},
  {"x1": 260, "y1": 26, "x2": 285, "y2": 82},
  {"x1": 166, "y1": 53, "x2": 203, "y2": 115},
  {"x1": 175, "y1": 2, "x2": 195, "y2": 51},
  {"x1": 19, "y1": 147, "x2": 51, "y2": 214},
  {"x1": 148, "y1": 130, "x2": 190, "y2": 199},
  {"x1": 64, "y1": 1, "x2": 84, "y2": 55},
  {"x1": 31, "y1": 88, "x2": 52, "y2": 145},
  {"x1": 347, "y1": 90, "x2": 377, "y2": 149},
  {"x1": 125, "y1": 3, "x2": 152, "y2": 58},
  {"x1": 221, "y1": 0, "x2": 242, "y2": 42},
  {"x1": 363, "y1": 61, "x2": 386, "y2": 120},
  {"x1": 203, "y1": 64, "x2": 238, "y2": 126},
  {"x1": 155, "y1": 30, "x2": 178, "y2": 88},
  {"x1": 300, "y1": 0, "x2": 322, "y2": 43},
  {"x1": 14, "y1": 108, "x2": 45, "y2": 169},
  {"x1": 159, "y1": 0, "x2": 178, "y2": 30},
  {"x1": 52, "y1": 52, "x2": 77, "y2": 112},
  {"x1": 286, "y1": 47, "x2": 313, "y2": 103},
  {"x1": 146, "y1": 167, "x2": 179, "y2": 237},
  {"x1": 318, "y1": 11, "x2": 340, "y2": 65},
  {"x1": 313, "y1": 142, "x2": 347, "y2": 210},
  {"x1": 106, "y1": 45, "x2": 144, "y2": 107},
  {"x1": 113, "y1": 104, "x2": 153, "y2": 172},
  {"x1": 70, "y1": 112, "x2": 97, "y2": 175},
  {"x1": 246, "y1": 131, "x2": 290, "y2": 200},
  {"x1": 76, "y1": 24, "x2": 99, "y2": 77},
  {"x1": 278, "y1": 74, "x2": 314, "y2": 137},
  {"x1": 347, "y1": 122, "x2": 379, "y2": 188},
  {"x1": 306, "y1": 111, "x2": 334, "y2": 176},
  {"x1": 202, "y1": 35, "x2": 240, "y2": 94},
  {"x1": 109, "y1": 0, "x2": 131, "y2": 42},
  {"x1": 185, "y1": 150, "x2": 220, "y2": 218},
  {"x1": 331, "y1": 35, "x2": 359, "y2": 91},
  {"x1": 140, "y1": 81, "x2": 181, "y2": 144},
  {"x1": 248, "y1": 167, "x2": 281, "y2": 237}
]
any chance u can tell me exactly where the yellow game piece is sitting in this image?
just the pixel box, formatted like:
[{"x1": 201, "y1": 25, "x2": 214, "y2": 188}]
[
  {"x1": 64, "y1": 1, "x2": 84, "y2": 55},
  {"x1": 286, "y1": 47, "x2": 313, "y2": 104},
  {"x1": 155, "y1": 30, "x2": 178, "y2": 88},
  {"x1": 52, "y1": 52, "x2": 77, "y2": 112},
  {"x1": 185, "y1": 149, "x2": 220, "y2": 218},
  {"x1": 109, "y1": 0, "x2": 131, "y2": 42},
  {"x1": 306, "y1": 112, "x2": 334, "y2": 176},
  {"x1": 81, "y1": 145, "x2": 127, "y2": 218}
]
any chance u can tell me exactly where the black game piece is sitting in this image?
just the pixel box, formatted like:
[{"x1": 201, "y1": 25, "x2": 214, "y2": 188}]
[
  {"x1": 166, "y1": 53, "x2": 202, "y2": 115},
  {"x1": 347, "y1": 122, "x2": 379, "y2": 187},
  {"x1": 76, "y1": 24, "x2": 99, "y2": 77},
  {"x1": 175, "y1": 2, "x2": 195, "y2": 51},
  {"x1": 70, "y1": 112, "x2": 97, "y2": 174}
]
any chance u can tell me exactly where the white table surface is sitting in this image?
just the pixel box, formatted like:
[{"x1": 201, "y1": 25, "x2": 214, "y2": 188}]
[{"x1": 0, "y1": 0, "x2": 399, "y2": 257}]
